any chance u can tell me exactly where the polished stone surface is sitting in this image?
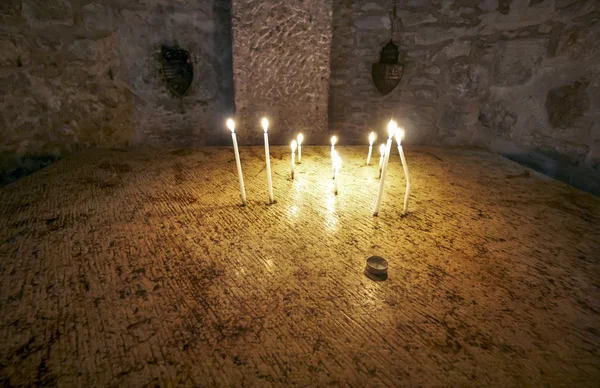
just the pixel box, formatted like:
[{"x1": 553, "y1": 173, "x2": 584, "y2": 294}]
[{"x1": 0, "y1": 146, "x2": 598, "y2": 386}]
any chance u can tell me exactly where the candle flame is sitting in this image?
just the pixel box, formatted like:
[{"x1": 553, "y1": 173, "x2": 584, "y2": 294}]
[
  {"x1": 226, "y1": 118, "x2": 235, "y2": 133},
  {"x1": 395, "y1": 127, "x2": 405, "y2": 145},
  {"x1": 291, "y1": 139, "x2": 297, "y2": 152},
  {"x1": 387, "y1": 119, "x2": 397, "y2": 138},
  {"x1": 369, "y1": 131, "x2": 375, "y2": 145},
  {"x1": 261, "y1": 117, "x2": 269, "y2": 133},
  {"x1": 297, "y1": 133, "x2": 303, "y2": 145},
  {"x1": 331, "y1": 136, "x2": 337, "y2": 146},
  {"x1": 379, "y1": 143, "x2": 386, "y2": 155}
]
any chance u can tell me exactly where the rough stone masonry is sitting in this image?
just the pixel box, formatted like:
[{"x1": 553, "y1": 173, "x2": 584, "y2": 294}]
[
  {"x1": 231, "y1": 0, "x2": 333, "y2": 146},
  {"x1": 328, "y1": 0, "x2": 600, "y2": 194},
  {"x1": 0, "y1": 0, "x2": 234, "y2": 185},
  {"x1": 0, "y1": 0, "x2": 599, "y2": 194}
]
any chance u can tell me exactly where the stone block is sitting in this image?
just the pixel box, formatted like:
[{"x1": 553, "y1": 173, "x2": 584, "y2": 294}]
[
  {"x1": 409, "y1": 76, "x2": 436, "y2": 86},
  {"x1": 545, "y1": 78, "x2": 590, "y2": 129},
  {"x1": 0, "y1": 0, "x2": 21, "y2": 17},
  {"x1": 423, "y1": 66, "x2": 441, "y2": 75},
  {"x1": 444, "y1": 62, "x2": 489, "y2": 99},
  {"x1": 497, "y1": 0, "x2": 510, "y2": 14},
  {"x1": 405, "y1": 0, "x2": 444, "y2": 7},
  {"x1": 479, "y1": 0, "x2": 555, "y2": 34},
  {"x1": 438, "y1": 102, "x2": 469, "y2": 133},
  {"x1": 69, "y1": 37, "x2": 115, "y2": 62},
  {"x1": 0, "y1": 97, "x2": 49, "y2": 142},
  {"x1": 554, "y1": 0, "x2": 597, "y2": 22},
  {"x1": 494, "y1": 39, "x2": 547, "y2": 86},
  {"x1": 398, "y1": 11, "x2": 438, "y2": 27},
  {"x1": 415, "y1": 89, "x2": 438, "y2": 101},
  {"x1": 555, "y1": 0, "x2": 582, "y2": 8},
  {"x1": 81, "y1": 3, "x2": 114, "y2": 33},
  {"x1": 442, "y1": 6, "x2": 480, "y2": 26},
  {"x1": 0, "y1": 71, "x2": 32, "y2": 98},
  {"x1": 478, "y1": 100, "x2": 518, "y2": 137},
  {"x1": 27, "y1": 62, "x2": 60, "y2": 81},
  {"x1": 192, "y1": 62, "x2": 218, "y2": 100},
  {"x1": 479, "y1": 0, "x2": 498, "y2": 12},
  {"x1": 432, "y1": 40, "x2": 471, "y2": 62},
  {"x1": 35, "y1": 35, "x2": 63, "y2": 52},
  {"x1": 556, "y1": 23, "x2": 600, "y2": 61},
  {"x1": 0, "y1": 33, "x2": 30, "y2": 67},
  {"x1": 399, "y1": 105, "x2": 439, "y2": 143},
  {"x1": 405, "y1": 48, "x2": 431, "y2": 58},
  {"x1": 354, "y1": 15, "x2": 390, "y2": 31},
  {"x1": 360, "y1": 3, "x2": 383, "y2": 11},
  {"x1": 413, "y1": 27, "x2": 471, "y2": 46},
  {"x1": 22, "y1": 0, "x2": 73, "y2": 28},
  {"x1": 478, "y1": 0, "x2": 554, "y2": 33}
]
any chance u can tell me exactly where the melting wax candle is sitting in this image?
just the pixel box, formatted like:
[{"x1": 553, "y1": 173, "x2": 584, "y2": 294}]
[
  {"x1": 366, "y1": 131, "x2": 376, "y2": 165},
  {"x1": 395, "y1": 128, "x2": 411, "y2": 215},
  {"x1": 261, "y1": 118, "x2": 274, "y2": 204},
  {"x1": 227, "y1": 119, "x2": 247, "y2": 206},
  {"x1": 373, "y1": 120, "x2": 397, "y2": 216}
]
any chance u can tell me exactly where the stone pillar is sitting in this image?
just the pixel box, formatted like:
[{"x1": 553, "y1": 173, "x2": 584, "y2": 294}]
[{"x1": 231, "y1": 0, "x2": 333, "y2": 145}]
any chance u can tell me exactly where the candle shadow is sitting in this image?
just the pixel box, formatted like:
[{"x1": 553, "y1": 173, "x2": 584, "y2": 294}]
[{"x1": 254, "y1": 165, "x2": 267, "y2": 177}]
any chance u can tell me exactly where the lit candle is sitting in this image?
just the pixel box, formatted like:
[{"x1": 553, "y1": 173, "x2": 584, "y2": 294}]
[
  {"x1": 331, "y1": 136, "x2": 337, "y2": 178},
  {"x1": 395, "y1": 128, "x2": 411, "y2": 215},
  {"x1": 227, "y1": 118, "x2": 247, "y2": 206},
  {"x1": 291, "y1": 140, "x2": 297, "y2": 179},
  {"x1": 297, "y1": 133, "x2": 304, "y2": 163},
  {"x1": 378, "y1": 143, "x2": 385, "y2": 179},
  {"x1": 262, "y1": 117, "x2": 274, "y2": 204},
  {"x1": 366, "y1": 132, "x2": 376, "y2": 165},
  {"x1": 333, "y1": 153, "x2": 342, "y2": 195},
  {"x1": 373, "y1": 120, "x2": 397, "y2": 216}
]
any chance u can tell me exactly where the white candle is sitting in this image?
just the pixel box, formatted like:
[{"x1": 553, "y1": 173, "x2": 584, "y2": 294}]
[
  {"x1": 378, "y1": 143, "x2": 385, "y2": 179},
  {"x1": 331, "y1": 149, "x2": 338, "y2": 185},
  {"x1": 297, "y1": 133, "x2": 303, "y2": 163},
  {"x1": 373, "y1": 120, "x2": 397, "y2": 216},
  {"x1": 366, "y1": 132, "x2": 375, "y2": 165},
  {"x1": 291, "y1": 140, "x2": 297, "y2": 179},
  {"x1": 227, "y1": 119, "x2": 247, "y2": 206},
  {"x1": 333, "y1": 153, "x2": 342, "y2": 195},
  {"x1": 396, "y1": 128, "x2": 411, "y2": 215},
  {"x1": 262, "y1": 117, "x2": 274, "y2": 204},
  {"x1": 331, "y1": 136, "x2": 337, "y2": 178}
]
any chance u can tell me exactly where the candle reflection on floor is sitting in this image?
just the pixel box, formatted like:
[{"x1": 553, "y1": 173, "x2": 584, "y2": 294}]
[{"x1": 1, "y1": 146, "x2": 597, "y2": 387}]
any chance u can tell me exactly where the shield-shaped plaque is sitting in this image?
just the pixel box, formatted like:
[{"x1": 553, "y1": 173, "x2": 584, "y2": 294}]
[
  {"x1": 372, "y1": 63, "x2": 404, "y2": 95},
  {"x1": 160, "y1": 45, "x2": 193, "y2": 97},
  {"x1": 372, "y1": 40, "x2": 404, "y2": 96}
]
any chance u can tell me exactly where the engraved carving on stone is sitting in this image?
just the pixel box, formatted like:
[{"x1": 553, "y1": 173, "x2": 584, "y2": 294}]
[
  {"x1": 372, "y1": 40, "x2": 404, "y2": 96},
  {"x1": 160, "y1": 45, "x2": 193, "y2": 97}
]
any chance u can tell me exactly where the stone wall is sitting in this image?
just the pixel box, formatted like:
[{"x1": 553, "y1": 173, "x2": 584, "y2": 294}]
[
  {"x1": 0, "y1": 0, "x2": 234, "y2": 185},
  {"x1": 231, "y1": 0, "x2": 333, "y2": 145},
  {"x1": 2, "y1": 0, "x2": 599, "y2": 194},
  {"x1": 329, "y1": 0, "x2": 600, "y2": 194}
]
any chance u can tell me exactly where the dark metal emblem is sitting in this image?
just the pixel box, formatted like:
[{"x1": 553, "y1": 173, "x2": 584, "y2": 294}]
[
  {"x1": 372, "y1": 40, "x2": 404, "y2": 95},
  {"x1": 160, "y1": 45, "x2": 193, "y2": 96}
]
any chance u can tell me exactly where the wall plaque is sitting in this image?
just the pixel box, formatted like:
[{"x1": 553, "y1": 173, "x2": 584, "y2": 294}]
[
  {"x1": 160, "y1": 45, "x2": 193, "y2": 97},
  {"x1": 372, "y1": 40, "x2": 404, "y2": 96}
]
